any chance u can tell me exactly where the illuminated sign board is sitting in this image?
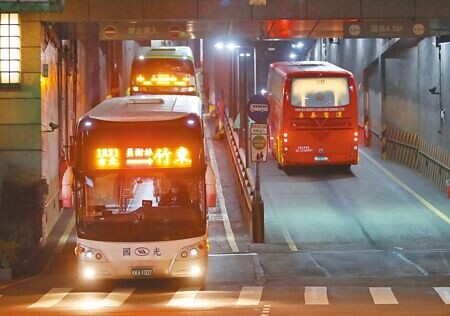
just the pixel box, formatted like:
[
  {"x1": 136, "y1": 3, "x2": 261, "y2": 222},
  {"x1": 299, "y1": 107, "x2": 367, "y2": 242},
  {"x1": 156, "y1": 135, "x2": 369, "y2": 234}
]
[
  {"x1": 95, "y1": 147, "x2": 192, "y2": 169},
  {"x1": 134, "y1": 74, "x2": 191, "y2": 86},
  {"x1": 344, "y1": 21, "x2": 429, "y2": 38},
  {"x1": 249, "y1": 0, "x2": 266, "y2": 5}
]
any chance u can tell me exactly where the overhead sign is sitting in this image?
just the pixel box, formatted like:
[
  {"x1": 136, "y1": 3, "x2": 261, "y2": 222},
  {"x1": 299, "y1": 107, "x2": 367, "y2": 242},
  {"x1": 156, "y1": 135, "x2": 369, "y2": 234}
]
[
  {"x1": 247, "y1": 94, "x2": 269, "y2": 123},
  {"x1": 249, "y1": 0, "x2": 266, "y2": 5},
  {"x1": 344, "y1": 21, "x2": 429, "y2": 38},
  {"x1": 250, "y1": 123, "x2": 268, "y2": 162},
  {"x1": 103, "y1": 25, "x2": 118, "y2": 40},
  {"x1": 99, "y1": 22, "x2": 189, "y2": 41},
  {"x1": 168, "y1": 25, "x2": 182, "y2": 38}
]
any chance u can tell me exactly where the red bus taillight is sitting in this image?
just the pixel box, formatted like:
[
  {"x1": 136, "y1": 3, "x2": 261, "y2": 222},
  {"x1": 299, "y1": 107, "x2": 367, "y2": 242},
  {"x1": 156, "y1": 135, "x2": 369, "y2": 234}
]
[
  {"x1": 283, "y1": 132, "x2": 288, "y2": 143},
  {"x1": 282, "y1": 132, "x2": 289, "y2": 151}
]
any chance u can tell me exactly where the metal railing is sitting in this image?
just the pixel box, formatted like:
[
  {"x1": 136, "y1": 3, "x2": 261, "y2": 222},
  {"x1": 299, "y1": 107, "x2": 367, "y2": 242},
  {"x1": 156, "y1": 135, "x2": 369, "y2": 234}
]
[
  {"x1": 223, "y1": 114, "x2": 255, "y2": 212},
  {"x1": 222, "y1": 112, "x2": 265, "y2": 242}
]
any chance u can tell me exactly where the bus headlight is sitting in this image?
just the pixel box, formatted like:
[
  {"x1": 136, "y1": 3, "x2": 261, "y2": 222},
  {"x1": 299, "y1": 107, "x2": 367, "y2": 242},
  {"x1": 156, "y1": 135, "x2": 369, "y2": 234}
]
[
  {"x1": 82, "y1": 268, "x2": 96, "y2": 279},
  {"x1": 78, "y1": 244, "x2": 107, "y2": 263},
  {"x1": 190, "y1": 265, "x2": 202, "y2": 276},
  {"x1": 189, "y1": 248, "x2": 199, "y2": 259},
  {"x1": 176, "y1": 241, "x2": 206, "y2": 261}
]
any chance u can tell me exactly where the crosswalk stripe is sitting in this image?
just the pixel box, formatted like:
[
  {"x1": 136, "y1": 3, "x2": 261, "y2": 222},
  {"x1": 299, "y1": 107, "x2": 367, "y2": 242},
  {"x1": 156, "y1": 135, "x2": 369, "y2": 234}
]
[
  {"x1": 304, "y1": 286, "x2": 329, "y2": 305},
  {"x1": 18, "y1": 285, "x2": 450, "y2": 309},
  {"x1": 236, "y1": 286, "x2": 263, "y2": 306},
  {"x1": 100, "y1": 288, "x2": 135, "y2": 307},
  {"x1": 28, "y1": 288, "x2": 73, "y2": 308},
  {"x1": 166, "y1": 287, "x2": 200, "y2": 307},
  {"x1": 370, "y1": 287, "x2": 398, "y2": 305},
  {"x1": 434, "y1": 287, "x2": 450, "y2": 304}
]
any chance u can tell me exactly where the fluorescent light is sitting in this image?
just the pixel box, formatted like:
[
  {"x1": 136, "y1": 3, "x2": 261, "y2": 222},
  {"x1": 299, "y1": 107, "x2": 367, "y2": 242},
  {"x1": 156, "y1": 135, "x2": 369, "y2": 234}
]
[{"x1": 214, "y1": 42, "x2": 224, "y2": 49}]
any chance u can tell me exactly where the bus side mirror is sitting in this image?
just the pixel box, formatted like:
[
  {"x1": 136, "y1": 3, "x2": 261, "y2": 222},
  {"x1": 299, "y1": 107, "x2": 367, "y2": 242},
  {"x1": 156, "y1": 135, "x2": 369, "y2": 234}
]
[{"x1": 205, "y1": 164, "x2": 216, "y2": 208}]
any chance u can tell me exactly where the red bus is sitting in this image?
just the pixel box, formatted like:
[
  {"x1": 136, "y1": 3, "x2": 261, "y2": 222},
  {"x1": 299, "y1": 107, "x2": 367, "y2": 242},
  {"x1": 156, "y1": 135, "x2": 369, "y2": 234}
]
[{"x1": 266, "y1": 61, "x2": 359, "y2": 169}]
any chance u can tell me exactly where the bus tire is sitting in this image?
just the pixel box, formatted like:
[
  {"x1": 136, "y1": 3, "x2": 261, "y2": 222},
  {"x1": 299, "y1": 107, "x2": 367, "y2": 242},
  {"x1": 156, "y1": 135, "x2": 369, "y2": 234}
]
[{"x1": 340, "y1": 164, "x2": 351, "y2": 173}]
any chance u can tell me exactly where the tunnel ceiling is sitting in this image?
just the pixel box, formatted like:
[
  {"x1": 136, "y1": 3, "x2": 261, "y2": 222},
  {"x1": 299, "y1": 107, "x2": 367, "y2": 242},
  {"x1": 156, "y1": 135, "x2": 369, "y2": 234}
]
[{"x1": 31, "y1": 0, "x2": 450, "y2": 40}]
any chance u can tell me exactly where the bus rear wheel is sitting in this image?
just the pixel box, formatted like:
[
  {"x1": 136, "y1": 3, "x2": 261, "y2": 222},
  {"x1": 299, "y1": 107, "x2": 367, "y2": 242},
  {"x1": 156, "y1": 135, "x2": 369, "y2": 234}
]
[{"x1": 339, "y1": 164, "x2": 351, "y2": 173}]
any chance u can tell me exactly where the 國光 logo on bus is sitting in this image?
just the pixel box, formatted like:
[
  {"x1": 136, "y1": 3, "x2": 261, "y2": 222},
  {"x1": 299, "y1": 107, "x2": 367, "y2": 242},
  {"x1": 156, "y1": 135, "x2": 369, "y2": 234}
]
[{"x1": 135, "y1": 247, "x2": 150, "y2": 256}]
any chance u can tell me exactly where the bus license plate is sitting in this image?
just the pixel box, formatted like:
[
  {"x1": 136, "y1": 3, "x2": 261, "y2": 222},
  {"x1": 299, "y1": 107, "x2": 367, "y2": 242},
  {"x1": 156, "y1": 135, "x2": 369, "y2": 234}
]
[
  {"x1": 314, "y1": 156, "x2": 329, "y2": 162},
  {"x1": 131, "y1": 267, "x2": 153, "y2": 278}
]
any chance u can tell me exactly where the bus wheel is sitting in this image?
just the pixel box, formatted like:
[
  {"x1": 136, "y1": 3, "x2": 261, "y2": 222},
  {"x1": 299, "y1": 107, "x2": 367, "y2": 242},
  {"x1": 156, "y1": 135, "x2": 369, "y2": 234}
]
[
  {"x1": 277, "y1": 162, "x2": 283, "y2": 170},
  {"x1": 340, "y1": 165, "x2": 351, "y2": 173}
]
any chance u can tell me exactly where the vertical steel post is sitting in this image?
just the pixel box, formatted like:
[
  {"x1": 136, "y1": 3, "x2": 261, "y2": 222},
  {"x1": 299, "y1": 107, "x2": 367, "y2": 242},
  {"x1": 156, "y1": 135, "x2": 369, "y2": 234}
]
[
  {"x1": 252, "y1": 160, "x2": 264, "y2": 243},
  {"x1": 239, "y1": 50, "x2": 248, "y2": 167}
]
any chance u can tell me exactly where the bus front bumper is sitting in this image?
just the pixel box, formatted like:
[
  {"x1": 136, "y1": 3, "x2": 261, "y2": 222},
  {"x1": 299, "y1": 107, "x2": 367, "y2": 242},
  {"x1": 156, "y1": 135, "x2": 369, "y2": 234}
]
[{"x1": 78, "y1": 257, "x2": 207, "y2": 280}]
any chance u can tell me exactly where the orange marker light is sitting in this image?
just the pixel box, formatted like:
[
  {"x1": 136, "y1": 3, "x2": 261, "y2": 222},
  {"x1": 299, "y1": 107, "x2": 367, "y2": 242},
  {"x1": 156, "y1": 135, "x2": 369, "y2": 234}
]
[{"x1": 136, "y1": 75, "x2": 145, "y2": 83}]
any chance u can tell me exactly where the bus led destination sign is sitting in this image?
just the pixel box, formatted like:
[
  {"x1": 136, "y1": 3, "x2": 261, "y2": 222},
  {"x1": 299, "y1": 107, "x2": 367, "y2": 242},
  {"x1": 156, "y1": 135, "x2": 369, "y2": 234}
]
[
  {"x1": 344, "y1": 21, "x2": 428, "y2": 38},
  {"x1": 95, "y1": 146, "x2": 192, "y2": 169}
]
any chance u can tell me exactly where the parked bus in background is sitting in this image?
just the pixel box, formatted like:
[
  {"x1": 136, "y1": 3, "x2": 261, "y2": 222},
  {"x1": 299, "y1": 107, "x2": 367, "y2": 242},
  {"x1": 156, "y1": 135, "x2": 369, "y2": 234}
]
[
  {"x1": 129, "y1": 46, "x2": 200, "y2": 97},
  {"x1": 73, "y1": 94, "x2": 214, "y2": 286},
  {"x1": 266, "y1": 61, "x2": 359, "y2": 170}
]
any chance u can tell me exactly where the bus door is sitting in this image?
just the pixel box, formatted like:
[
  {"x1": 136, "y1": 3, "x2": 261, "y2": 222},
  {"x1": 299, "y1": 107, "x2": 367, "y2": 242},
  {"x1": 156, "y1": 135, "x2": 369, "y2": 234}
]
[{"x1": 284, "y1": 75, "x2": 358, "y2": 165}]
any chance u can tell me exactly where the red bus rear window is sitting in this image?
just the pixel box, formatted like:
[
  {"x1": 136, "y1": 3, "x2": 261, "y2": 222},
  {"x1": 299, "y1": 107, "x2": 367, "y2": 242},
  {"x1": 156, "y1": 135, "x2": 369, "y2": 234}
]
[{"x1": 291, "y1": 77, "x2": 350, "y2": 107}]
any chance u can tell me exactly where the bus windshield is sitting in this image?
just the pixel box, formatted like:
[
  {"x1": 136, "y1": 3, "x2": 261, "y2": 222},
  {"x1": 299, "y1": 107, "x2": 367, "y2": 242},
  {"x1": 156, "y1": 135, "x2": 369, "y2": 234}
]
[
  {"x1": 291, "y1": 77, "x2": 350, "y2": 107},
  {"x1": 130, "y1": 58, "x2": 197, "y2": 95},
  {"x1": 131, "y1": 58, "x2": 195, "y2": 79},
  {"x1": 76, "y1": 172, "x2": 205, "y2": 242}
]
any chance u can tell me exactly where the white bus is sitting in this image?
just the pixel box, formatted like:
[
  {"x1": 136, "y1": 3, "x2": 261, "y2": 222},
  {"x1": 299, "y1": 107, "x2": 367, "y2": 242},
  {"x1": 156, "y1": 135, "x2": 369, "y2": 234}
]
[
  {"x1": 73, "y1": 94, "x2": 214, "y2": 285},
  {"x1": 130, "y1": 46, "x2": 200, "y2": 97}
]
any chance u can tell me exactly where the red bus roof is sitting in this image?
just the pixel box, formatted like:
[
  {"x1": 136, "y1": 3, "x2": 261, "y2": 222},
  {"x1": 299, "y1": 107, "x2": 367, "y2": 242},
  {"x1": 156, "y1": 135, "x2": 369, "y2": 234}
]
[{"x1": 270, "y1": 61, "x2": 352, "y2": 78}]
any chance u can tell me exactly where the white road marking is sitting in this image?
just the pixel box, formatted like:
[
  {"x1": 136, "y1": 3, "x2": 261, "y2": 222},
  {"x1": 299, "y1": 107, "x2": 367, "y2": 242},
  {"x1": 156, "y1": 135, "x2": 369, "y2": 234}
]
[
  {"x1": 100, "y1": 288, "x2": 135, "y2": 307},
  {"x1": 205, "y1": 123, "x2": 239, "y2": 252},
  {"x1": 395, "y1": 252, "x2": 428, "y2": 276},
  {"x1": 369, "y1": 287, "x2": 399, "y2": 304},
  {"x1": 304, "y1": 286, "x2": 329, "y2": 305},
  {"x1": 236, "y1": 286, "x2": 263, "y2": 306},
  {"x1": 263, "y1": 193, "x2": 298, "y2": 251},
  {"x1": 54, "y1": 212, "x2": 75, "y2": 254},
  {"x1": 360, "y1": 150, "x2": 450, "y2": 226},
  {"x1": 28, "y1": 288, "x2": 73, "y2": 308},
  {"x1": 166, "y1": 287, "x2": 200, "y2": 307},
  {"x1": 434, "y1": 287, "x2": 450, "y2": 304},
  {"x1": 261, "y1": 303, "x2": 271, "y2": 315}
]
